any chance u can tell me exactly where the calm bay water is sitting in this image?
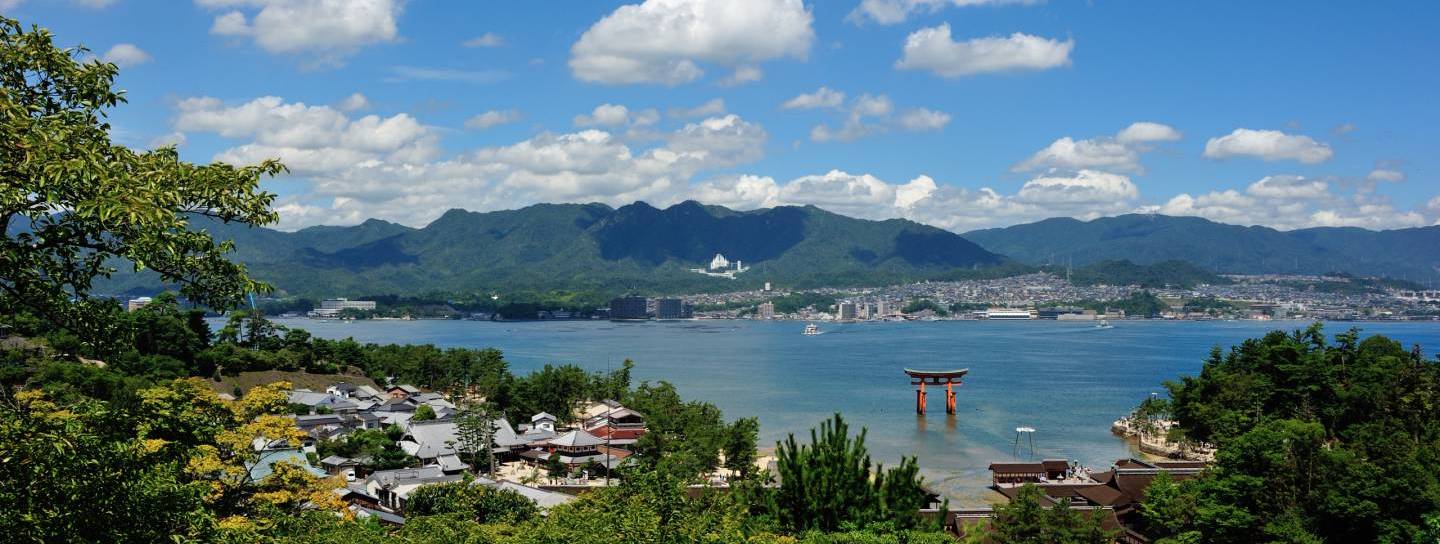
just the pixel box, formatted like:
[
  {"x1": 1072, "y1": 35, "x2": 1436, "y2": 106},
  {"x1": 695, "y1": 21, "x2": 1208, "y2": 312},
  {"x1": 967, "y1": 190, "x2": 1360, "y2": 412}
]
[{"x1": 268, "y1": 317, "x2": 1440, "y2": 504}]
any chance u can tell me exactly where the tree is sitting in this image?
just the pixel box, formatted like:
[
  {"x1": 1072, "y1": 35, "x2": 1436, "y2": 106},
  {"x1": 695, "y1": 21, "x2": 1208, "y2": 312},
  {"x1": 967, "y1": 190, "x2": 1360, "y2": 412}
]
[
  {"x1": 412, "y1": 404, "x2": 437, "y2": 421},
  {"x1": 405, "y1": 478, "x2": 538, "y2": 523},
  {"x1": 546, "y1": 453, "x2": 567, "y2": 483},
  {"x1": 455, "y1": 401, "x2": 496, "y2": 474},
  {"x1": 771, "y1": 413, "x2": 934, "y2": 533},
  {"x1": 723, "y1": 417, "x2": 759, "y2": 478},
  {"x1": 0, "y1": 18, "x2": 282, "y2": 353},
  {"x1": 987, "y1": 484, "x2": 1115, "y2": 544}
]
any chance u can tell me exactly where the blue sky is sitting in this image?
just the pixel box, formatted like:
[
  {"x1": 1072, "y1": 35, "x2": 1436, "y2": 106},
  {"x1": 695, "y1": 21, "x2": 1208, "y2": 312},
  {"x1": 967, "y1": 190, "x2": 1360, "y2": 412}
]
[{"x1": 11, "y1": 0, "x2": 1439, "y2": 231}]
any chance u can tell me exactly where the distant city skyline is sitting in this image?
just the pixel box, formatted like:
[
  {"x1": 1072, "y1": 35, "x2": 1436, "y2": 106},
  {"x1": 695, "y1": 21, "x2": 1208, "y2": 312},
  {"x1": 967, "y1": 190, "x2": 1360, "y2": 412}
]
[{"x1": 13, "y1": 0, "x2": 1438, "y2": 231}]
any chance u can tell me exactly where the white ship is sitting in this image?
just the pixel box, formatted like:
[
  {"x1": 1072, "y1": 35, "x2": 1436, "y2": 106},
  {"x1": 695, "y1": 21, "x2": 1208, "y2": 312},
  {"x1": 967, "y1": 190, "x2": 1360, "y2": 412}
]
[
  {"x1": 802, "y1": 323, "x2": 822, "y2": 336},
  {"x1": 984, "y1": 308, "x2": 1036, "y2": 320}
]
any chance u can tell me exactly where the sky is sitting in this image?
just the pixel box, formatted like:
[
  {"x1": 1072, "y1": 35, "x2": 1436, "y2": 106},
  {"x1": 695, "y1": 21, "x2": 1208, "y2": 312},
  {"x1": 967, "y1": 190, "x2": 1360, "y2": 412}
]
[{"x1": 10, "y1": 0, "x2": 1440, "y2": 232}]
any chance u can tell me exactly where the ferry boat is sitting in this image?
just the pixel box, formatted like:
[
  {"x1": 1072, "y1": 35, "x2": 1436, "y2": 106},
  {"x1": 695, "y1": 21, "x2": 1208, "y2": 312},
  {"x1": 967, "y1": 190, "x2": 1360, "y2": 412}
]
[
  {"x1": 802, "y1": 323, "x2": 822, "y2": 336},
  {"x1": 1095, "y1": 319, "x2": 1114, "y2": 329}
]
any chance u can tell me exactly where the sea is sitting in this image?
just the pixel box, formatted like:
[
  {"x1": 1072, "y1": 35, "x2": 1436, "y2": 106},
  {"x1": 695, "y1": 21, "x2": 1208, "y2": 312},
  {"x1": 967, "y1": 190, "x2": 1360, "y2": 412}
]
[{"x1": 263, "y1": 317, "x2": 1440, "y2": 504}]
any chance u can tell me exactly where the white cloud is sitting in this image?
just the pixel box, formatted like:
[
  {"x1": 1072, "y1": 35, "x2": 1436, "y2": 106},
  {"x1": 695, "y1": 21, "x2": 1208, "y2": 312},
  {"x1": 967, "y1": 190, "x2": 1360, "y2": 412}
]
[
  {"x1": 808, "y1": 93, "x2": 948, "y2": 142},
  {"x1": 388, "y1": 66, "x2": 509, "y2": 85},
  {"x1": 1245, "y1": 174, "x2": 1328, "y2": 199},
  {"x1": 897, "y1": 108, "x2": 951, "y2": 131},
  {"x1": 465, "y1": 110, "x2": 522, "y2": 130},
  {"x1": 720, "y1": 65, "x2": 764, "y2": 86},
  {"x1": 569, "y1": 0, "x2": 813, "y2": 85},
  {"x1": 896, "y1": 24, "x2": 1073, "y2": 78},
  {"x1": 574, "y1": 104, "x2": 634, "y2": 127},
  {"x1": 101, "y1": 43, "x2": 151, "y2": 67},
  {"x1": 1115, "y1": 121, "x2": 1181, "y2": 144},
  {"x1": 1203, "y1": 128, "x2": 1333, "y2": 164},
  {"x1": 198, "y1": 0, "x2": 402, "y2": 66},
  {"x1": 848, "y1": 0, "x2": 1040, "y2": 25},
  {"x1": 1012, "y1": 137, "x2": 1140, "y2": 173},
  {"x1": 179, "y1": 95, "x2": 771, "y2": 229},
  {"x1": 1366, "y1": 168, "x2": 1405, "y2": 183},
  {"x1": 668, "y1": 98, "x2": 726, "y2": 118},
  {"x1": 1156, "y1": 174, "x2": 1428, "y2": 230},
  {"x1": 690, "y1": 168, "x2": 1137, "y2": 232},
  {"x1": 1014, "y1": 122, "x2": 1180, "y2": 173},
  {"x1": 463, "y1": 33, "x2": 504, "y2": 48},
  {"x1": 338, "y1": 93, "x2": 370, "y2": 112},
  {"x1": 781, "y1": 86, "x2": 845, "y2": 110},
  {"x1": 174, "y1": 95, "x2": 438, "y2": 175},
  {"x1": 148, "y1": 132, "x2": 187, "y2": 149}
]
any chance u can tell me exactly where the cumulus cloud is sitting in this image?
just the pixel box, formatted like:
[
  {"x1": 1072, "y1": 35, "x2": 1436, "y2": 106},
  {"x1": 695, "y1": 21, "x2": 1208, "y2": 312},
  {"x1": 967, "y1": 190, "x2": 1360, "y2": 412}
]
[
  {"x1": 198, "y1": 0, "x2": 402, "y2": 66},
  {"x1": 569, "y1": 0, "x2": 813, "y2": 85},
  {"x1": 1365, "y1": 168, "x2": 1405, "y2": 183},
  {"x1": 463, "y1": 32, "x2": 504, "y2": 48},
  {"x1": 1115, "y1": 121, "x2": 1182, "y2": 145},
  {"x1": 1155, "y1": 174, "x2": 1428, "y2": 230},
  {"x1": 720, "y1": 65, "x2": 764, "y2": 86},
  {"x1": 100, "y1": 43, "x2": 151, "y2": 67},
  {"x1": 1203, "y1": 128, "x2": 1333, "y2": 164},
  {"x1": 896, "y1": 24, "x2": 1073, "y2": 78},
  {"x1": 897, "y1": 108, "x2": 952, "y2": 131},
  {"x1": 174, "y1": 95, "x2": 439, "y2": 175},
  {"x1": 338, "y1": 93, "x2": 370, "y2": 112},
  {"x1": 465, "y1": 110, "x2": 522, "y2": 130},
  {"x1": 177, "y1": 94, "x2": 771, "y2": 229},
  {"x1": 1014, "y1": 122, "x2": 1180, "y2": 174},
  {"x1": 781, "y1": 86, "x2": 845, "y2": 110},
  {"x1": 689, "y1": 168, "x2": 1139, "y2": 232},
  {"x1": 848, "y1": 0, "x2": 1040, "y2": 25},
  {"x1": 574, "y1": 104, "x2": 637, "y2": 127},
  {"x1": 807, "y1": 93, "x2": 948, "y2": 142},
  {"x1": 668, "y1": 98, "x2": 726, "y2": 119}
]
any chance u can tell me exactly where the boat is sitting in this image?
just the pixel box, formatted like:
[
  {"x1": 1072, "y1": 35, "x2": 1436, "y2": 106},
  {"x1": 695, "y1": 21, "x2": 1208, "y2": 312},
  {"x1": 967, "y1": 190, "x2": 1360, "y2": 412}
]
[
  {"x1": 1094, "y1": 319, "x2": 1114, "y2": 329},
  {"x1": 802, "y1": 323, "x2": 822, "y2": 336}
]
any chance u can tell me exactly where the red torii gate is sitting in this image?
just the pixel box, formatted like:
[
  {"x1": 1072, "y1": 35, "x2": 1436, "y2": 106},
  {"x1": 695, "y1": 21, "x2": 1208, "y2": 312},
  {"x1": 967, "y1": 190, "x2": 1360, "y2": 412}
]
[{"x1": 905, "y1": 368, "x2": 968, "y2": 415}]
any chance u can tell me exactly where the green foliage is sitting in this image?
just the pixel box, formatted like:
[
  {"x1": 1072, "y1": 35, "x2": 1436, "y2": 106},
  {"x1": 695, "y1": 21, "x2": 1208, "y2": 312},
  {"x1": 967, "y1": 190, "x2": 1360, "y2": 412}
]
[
  {"x1": 405, "y1": 478, "x2": 539, "y2": 523},
  {"x1": 627, "y1": 380, "x2": 730, "y2": 479},
  {"x1": 901, "y1": 299, "x2": 948, "y2": 316},
  {"x1": 767, "y1": 291, "x2": 838, "y2": 315},
  {"x1": 770, "y1": 414, "x2": 934, "y2": 534},
  {"x1": 986, "y1": 484, "x2": 1114, "y2": 544},
  {"x1": 413, "y1": 403, "x2": 437, "y2": 421},
  {"x1": 314, "y1": 426, "x2": 415, "y2": 471},
  {"x1": 723, "y1": 417, "x2": 760, "y2": 478},
  {"x1": 0, "y1": 17, "x2": 281, "y2": 354},
  {"x1": 1152, "y1": 324, "x2": 1440, "y2": 542}
]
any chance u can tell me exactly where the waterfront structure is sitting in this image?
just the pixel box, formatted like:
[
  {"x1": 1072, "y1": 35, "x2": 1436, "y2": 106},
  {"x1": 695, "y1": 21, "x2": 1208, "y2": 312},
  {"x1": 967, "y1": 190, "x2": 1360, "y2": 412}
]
[
  {"x1": 608, "y1": 295, "x2": 648, "y2": 321},
  {"x1": 758, "y1": 302, "x2": 775, "y2": 320},
  {"x1": 655, "y1": 298, "x2": 692, "y2": 319},
  {"x1": 837, "y1": 302, "x2": 858, "y2": 320},
  {"x1": 904, "y1": 368, "x2": 968, "y2": 415},
  {"x1": 311, "y1": 298, "x2": 377, "y2": 317}
]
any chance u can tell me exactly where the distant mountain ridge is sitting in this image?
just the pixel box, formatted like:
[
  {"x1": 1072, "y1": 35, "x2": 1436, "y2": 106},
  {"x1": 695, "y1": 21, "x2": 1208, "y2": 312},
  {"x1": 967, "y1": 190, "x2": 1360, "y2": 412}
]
[
  {"x1": 105, "y1": 201, "x2": 1006, "y2": 297},
  {"x1": 963, "y1": 214, "x2": 1440, "y2": 282}
]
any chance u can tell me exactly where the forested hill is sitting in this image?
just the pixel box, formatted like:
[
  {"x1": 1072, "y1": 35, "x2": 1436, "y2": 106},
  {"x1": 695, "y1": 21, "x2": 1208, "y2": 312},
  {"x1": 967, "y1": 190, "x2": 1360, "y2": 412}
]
[
  {"x1": 104, "y1": 201, "x2": 1006, "y2": 298},
  {"x1": 963, "y1": 214, "x2": 1440, "y2": 281}
]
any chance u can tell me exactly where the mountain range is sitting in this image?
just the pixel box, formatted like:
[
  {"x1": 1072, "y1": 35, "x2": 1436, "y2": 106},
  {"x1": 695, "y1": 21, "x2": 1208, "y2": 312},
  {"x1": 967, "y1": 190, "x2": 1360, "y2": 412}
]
[
  {"x1": 99, "y1": 203, "x2": 1440, "y2": 298},
  {"x1": 964, "y1": 214, "x2": 1440, "y2": 283},
  {"x1": 104, "y1": 201, "x2": 1004, "y2": 298}
]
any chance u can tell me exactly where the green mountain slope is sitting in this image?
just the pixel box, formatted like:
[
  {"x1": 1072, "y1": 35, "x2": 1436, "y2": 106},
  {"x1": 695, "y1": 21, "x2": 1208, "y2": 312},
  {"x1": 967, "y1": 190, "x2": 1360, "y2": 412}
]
[
  {"x1": 963, "y1": 214, "x2": 1440, "y2": 282},
  {"x1": 104, "y1": 201, "x2": 1006, "y2": 298}
]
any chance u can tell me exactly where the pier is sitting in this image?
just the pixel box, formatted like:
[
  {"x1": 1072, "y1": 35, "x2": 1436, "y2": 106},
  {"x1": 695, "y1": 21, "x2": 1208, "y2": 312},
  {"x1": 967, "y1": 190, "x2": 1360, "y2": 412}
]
[{"x1": 904, "y1": 368, "x2": 968, "y2": 415}]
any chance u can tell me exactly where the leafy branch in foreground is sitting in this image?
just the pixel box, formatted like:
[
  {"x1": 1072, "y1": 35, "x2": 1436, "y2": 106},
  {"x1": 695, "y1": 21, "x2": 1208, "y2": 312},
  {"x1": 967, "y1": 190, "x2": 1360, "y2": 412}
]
[{"x1": 0, "y1": 17, "x2": 282, "y2": 354}]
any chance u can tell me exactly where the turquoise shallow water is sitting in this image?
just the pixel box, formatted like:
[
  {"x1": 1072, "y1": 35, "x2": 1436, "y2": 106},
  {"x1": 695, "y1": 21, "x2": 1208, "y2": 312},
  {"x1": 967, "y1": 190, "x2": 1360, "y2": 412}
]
[{"x1": 266, "y1": 318, "x2": 1440, "y2": 504}]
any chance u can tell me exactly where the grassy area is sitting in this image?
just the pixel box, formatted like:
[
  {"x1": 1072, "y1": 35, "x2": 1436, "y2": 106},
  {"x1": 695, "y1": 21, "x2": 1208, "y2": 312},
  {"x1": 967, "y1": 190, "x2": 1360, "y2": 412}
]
[{"x1": 208, "y1": 369, "x2": 380, "y2": 395}]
